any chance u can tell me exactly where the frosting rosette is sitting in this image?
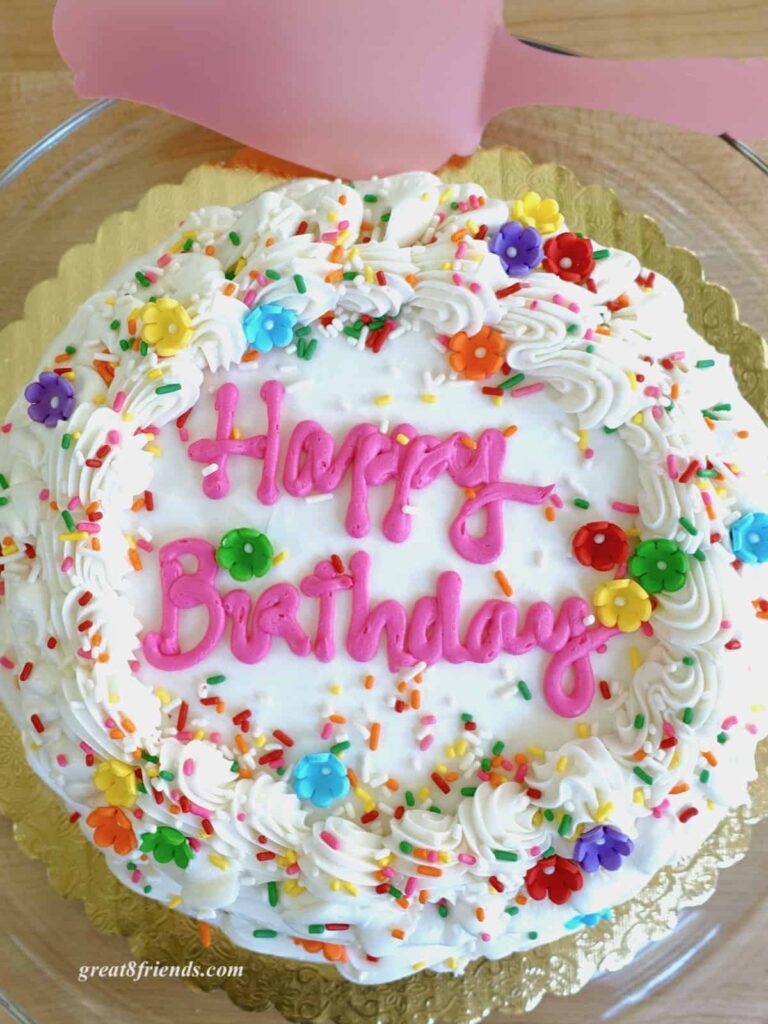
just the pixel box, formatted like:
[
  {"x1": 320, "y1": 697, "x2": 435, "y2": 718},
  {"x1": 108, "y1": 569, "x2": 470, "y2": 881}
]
[
  {"x1": 388, "y1": 811, "x2": 469, "y2": 893},
  {"x1": 299, "y1": 817, "x2": 390, "y2": 900},
  {"x1": 230, "y1": 774, "x2": 309, "y2": 859},
  {"x1": 528, "y1": 739, "x2": 637, "y2": 836},
  {"x1": 458, "y1": 781, "x2": 547, "y2": 882}
]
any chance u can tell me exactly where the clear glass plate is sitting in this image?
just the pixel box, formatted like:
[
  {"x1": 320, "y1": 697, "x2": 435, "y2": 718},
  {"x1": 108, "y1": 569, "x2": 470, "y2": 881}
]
[{"x1": 0, "y1": 100, "x2": 767, "y2": 1024}]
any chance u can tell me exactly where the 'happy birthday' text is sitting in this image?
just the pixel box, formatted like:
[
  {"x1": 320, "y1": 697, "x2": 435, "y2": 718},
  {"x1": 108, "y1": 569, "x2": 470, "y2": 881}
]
[{"x1": 186, "y1": 380, "x2": 553, "y2": 565}]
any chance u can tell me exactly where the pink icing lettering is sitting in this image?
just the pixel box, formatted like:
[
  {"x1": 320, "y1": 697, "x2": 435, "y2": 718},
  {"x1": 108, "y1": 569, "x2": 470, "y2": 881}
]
[
  {"x1": 381, "y1": 428, "x2": 445, "y2": 543},
  {"x1": 436, "y1": 571, "x2": 470, "y2": 663},
  {"x1": 142, "y1": 538, "x2": 617, "y2": 718},
  {"x1": 142, "y1": 538, "x2": 226, "y2": 670},
  {"x1": 300, "y1": 559, "x2": 354, "y2": 661},
  {"x1": 186, "y1": 381, "x2": 554, "y2": 564},
  {"x1": 187, "y1": 379, "x2": 284, "y2": 503},
  {"x1": 406, "y1": 594, "x2": 444, "y2": 664},
  {"x1": 450, "y1": 480, "x2": 554, "y2": 564},
  {"x1": 224, "y1": 583, "x2": 311, "y2": 663},
  {"x1": 543, "y1": 624, "x2": 620, "y2": 717},
  {"x1": 283, "y1": 420, "x2": 390, "y2": 537},
  {"x1": 346, "y1": 550, "x2": 415, "y2": 670}
]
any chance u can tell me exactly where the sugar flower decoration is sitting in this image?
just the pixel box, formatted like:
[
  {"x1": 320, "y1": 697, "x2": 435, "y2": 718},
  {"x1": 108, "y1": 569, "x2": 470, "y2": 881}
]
[
  {"x1": 574, "y1": 824, "x2": 634, "y2": 873},
  {"x1": 629, "y1": 538, "x2": 688, "y2": 593},
  {"x1": 140, "y1": 826, "x2": 194, "y2": 869},
  {"x1": 293, "y1": 752, "x2": 350, "y2": 808},
  {"x1": 293, "y1": 938, "x2": 349, "y2": 964},
  {"x1": 542, "y1": 232, "x2": 595, "y2": 284},
  {"x1": 594, "y1": 578, "x2": 652, "y2": 633},
  {"x1": 565, "y1": 908, "x2": 612, "y2": 930},
  {"x1": 93, "y1": 758, "x2": 138, "y2": 807},
  {"x1": 510, "y1": 191, "x2": 564, "y2": 235},
  {"x1": 572, "y1": 521, "x2": 629, "y2": 572},
  {"x1": 489, "y1": 220, "x2": 543, "y2": 277},
  {"x1": 244, "y1": 302, "x2": 297, "y2": 353},
  {"x1": 25, "y1": 372, "x2": 75, "y2": 428},
  {"x1": 216, "y1": 527, "x2": 274, "y2": 582},
  {"x1": 525, "y1": 855, "x2": 583, "y2": 905},
  {"x1": 731, "y1": 511, "x2": 768, "y2": 565},
  {"x1": 447, "y1": 325, "x2": 506, "y2": 381},
  {"x1": 139, "y1": 297, "x2": 194, "y2": 357},
  {"x1": 86, "y1": 806, "x2": 137, "y2": 856}
]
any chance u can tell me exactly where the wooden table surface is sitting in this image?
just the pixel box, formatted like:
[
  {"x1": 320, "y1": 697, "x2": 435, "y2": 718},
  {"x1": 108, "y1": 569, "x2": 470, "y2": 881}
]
[{"x1": 1, "y1": 4, "x2": 768, "y2": 1024}]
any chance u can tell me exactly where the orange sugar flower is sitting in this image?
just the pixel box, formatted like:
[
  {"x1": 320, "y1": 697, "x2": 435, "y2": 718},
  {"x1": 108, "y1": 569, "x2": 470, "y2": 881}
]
[
  {"x1": 86, "y1": 805, "x2": 137, "y2": 856},
  {"x1": 448, "y1": 326, "x2": 506, "y2": 381},
  {"x1": 293, "y1": 938, "x2": 349, "y2": 963}
]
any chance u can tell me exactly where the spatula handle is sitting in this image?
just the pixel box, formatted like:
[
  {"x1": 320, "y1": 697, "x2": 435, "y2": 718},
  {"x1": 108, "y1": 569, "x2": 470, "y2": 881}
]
[{"x1": 483, "y1": 27, "x2": 768, "y2": 138}]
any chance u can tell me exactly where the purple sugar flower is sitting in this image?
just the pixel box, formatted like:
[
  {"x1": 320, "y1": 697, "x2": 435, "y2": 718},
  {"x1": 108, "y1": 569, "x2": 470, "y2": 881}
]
[
  {"x1": 25, "y1": 372, "x2": 75, "y2": 428},
  {"x1": 574, "y1": 824, "x2": 634, "y2": 873},
  {"x1": 489, "y1": 220, "x2": 543, "y2": 277}
]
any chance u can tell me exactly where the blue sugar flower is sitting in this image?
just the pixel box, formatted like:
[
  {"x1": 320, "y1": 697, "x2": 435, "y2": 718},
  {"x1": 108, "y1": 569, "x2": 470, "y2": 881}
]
[
  {"x1": 565, "y1": 908, "x2": 612, "y2": 930},
  {"x1": 731, "y1": 511, "x2": 768, "y2": 565},
  {"x1": 293, "y1": 752, "x2": 349, "y2": 808},
  {"x1": 243, "y1": 302, "x2": 297, "y2": 353},
  {"x1": 574, "y1": 824, "x2": 634, "y2": 873}
]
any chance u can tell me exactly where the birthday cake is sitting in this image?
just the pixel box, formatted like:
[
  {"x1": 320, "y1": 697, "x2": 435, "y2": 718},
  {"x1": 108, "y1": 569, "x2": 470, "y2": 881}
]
[{"x1": 1, "y1": 171, "x2": 767, "y2": 986}]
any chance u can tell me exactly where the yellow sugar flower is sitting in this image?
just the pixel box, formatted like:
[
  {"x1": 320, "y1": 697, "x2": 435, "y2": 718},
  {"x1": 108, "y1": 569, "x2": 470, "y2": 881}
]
[
  {"x1": 594, "y1": 579, "x2": 652, "y2": 633},
  {"x1": 139, "y1": 297, "x2": 193, "y2": 357},
  {"x1": 93, "y1": 758, "x2": 138, "y2": 808},
  {"x1": 510, "y1": 191, "x2": 564, "y2": 235}
]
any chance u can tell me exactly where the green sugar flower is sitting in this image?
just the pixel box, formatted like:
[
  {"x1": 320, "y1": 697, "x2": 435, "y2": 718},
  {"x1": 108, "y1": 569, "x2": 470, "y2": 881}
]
[
  {"x1": 139, "y1": 826, "x2": 194, "y2": 869},
  {"x1": 216, "y1": 527, "x2": 274, "y2": 582},
  {"x1": 629, "y1": 538, "x2": 688, "y2": 594}
]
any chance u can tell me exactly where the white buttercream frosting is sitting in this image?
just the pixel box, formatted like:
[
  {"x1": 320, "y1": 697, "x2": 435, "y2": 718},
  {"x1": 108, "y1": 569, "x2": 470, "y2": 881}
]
[{"x1": 1, "y1": 171, "x2": 766, "y2": 985}]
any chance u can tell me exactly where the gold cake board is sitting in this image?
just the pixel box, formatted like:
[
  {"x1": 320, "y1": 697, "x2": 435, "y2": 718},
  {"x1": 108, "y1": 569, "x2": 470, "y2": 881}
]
[{"x1": 0, "y1": 147, "x2": 767, "y2": 1021}]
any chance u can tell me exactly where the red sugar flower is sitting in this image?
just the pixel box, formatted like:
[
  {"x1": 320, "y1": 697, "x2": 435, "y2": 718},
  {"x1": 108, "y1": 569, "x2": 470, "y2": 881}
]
[
  {"x1": 573, "y1": 521, "x2": 629, "y2": 572},
  {"x1": 525, "y1": 855, "x2": 584, "y2": 905},
  {"x1": 543, "y1": 232, "x2": 595, "y2": 284}
]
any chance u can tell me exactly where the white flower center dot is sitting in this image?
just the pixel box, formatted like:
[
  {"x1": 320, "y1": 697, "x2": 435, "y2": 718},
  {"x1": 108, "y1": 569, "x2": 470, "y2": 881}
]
[
  {"x1": 560, "y1": 256, "x2": 573, "y2": 269},
  {"x1": 243, "y1": 543, "x2": 254, "y2": 554},
  {"x1": 657, "y1": 560, "x2": 667, "y2": 571},
  {"x1": 614, "y1": 597, "x2": 626, "y2": 608},
  {"x1": 505, "y1": 246, "x2": 518, "y2": 258},
  {"x1": 749, "y1": 532, "x2": 761, "y2": 545},
  {"x1": 264, "y1": 319, "x2": 274, "y2": 330},
  {"x1": 474, "y1": 347, "x2": 487, "y2": 359},
  {"x1": 594, "y1": 533, "x2": 605, "y2": 545}
]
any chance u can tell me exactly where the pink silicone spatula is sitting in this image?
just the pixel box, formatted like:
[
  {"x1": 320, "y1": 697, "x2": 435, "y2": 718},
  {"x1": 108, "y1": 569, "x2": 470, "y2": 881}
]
[{"x1": 53, "y1": 0, "x2": 768, "y2": 179}]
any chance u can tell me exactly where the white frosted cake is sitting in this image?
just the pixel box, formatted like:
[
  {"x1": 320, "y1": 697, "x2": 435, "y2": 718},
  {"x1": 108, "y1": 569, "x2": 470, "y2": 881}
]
[{"x1": 1, "y1": 172, "x2": 767, "y2": 985}]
